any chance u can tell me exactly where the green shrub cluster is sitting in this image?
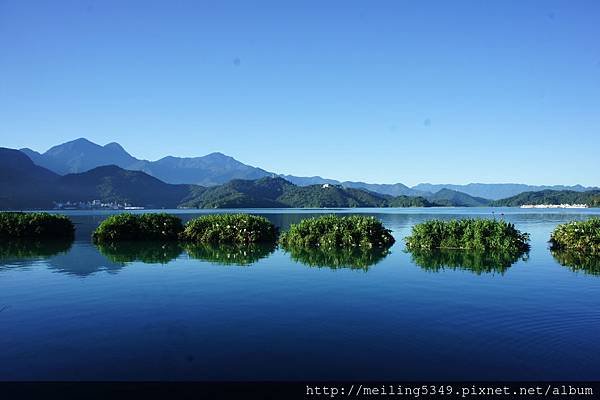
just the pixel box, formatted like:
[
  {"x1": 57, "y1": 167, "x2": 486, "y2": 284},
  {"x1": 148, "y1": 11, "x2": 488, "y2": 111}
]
[
  {"x1": 0, "y1": 212, "x2": 74, "y2": 239},
  {"x1": 404, "y1": 218, "x2": 530, "y2": 252},
  {"x1": 181, "y1": 214, "x2": 278, "y2": 245},
  {"x1": 408, "y1": 248, "x2": 527, "y2": 275},
  {"x1": 92, "y1": 213, "x2": 184, "y2": 243},
  {"x1": 549, "y1": 218, "x2": 600, "y2": 253},
  {"x1": 284, "y1": 246, "x2": 390, "y2": 271},
  {"x1": 279, "y1": 215, "x2": 395, "y2": 250},
  {"x1": 183, "y1": 243, "x2": 276, "y2": 266}
]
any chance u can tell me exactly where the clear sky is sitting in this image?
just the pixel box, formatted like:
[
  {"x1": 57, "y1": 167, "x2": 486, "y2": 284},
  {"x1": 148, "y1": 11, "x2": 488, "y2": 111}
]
[{"x1": 1, "y1": 0, "x2": 599, "y2": 186}]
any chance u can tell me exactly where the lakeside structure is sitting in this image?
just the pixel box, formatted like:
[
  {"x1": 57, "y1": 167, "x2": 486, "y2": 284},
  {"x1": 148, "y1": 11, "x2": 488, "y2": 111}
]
[
  {"x1": 520, "y1": 204, "x2": 589, "y2": 209},
  {"x1": 54, "y1": 200, "x2": 144, "y2": 210}
]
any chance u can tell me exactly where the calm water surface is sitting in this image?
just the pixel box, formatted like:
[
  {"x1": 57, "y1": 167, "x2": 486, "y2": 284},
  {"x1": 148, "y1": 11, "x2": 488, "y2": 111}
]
[{"x1": 1, "y1": 208, "x2": 599, "y2": 380}]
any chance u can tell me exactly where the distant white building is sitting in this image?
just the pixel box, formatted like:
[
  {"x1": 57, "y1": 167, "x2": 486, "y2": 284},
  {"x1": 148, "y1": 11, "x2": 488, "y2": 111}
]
[{"x1": 322, "y1": 184, "x2": 331, "y2": 188}]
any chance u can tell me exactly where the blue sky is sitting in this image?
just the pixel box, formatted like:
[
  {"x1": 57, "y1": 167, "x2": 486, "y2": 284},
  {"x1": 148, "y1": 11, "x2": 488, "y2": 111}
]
[{"x1": 0, "y1": 0, "x2": 599, "y2": 186}]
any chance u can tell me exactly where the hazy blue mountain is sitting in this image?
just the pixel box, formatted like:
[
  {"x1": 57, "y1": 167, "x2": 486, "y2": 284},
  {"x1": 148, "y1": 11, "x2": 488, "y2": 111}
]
[
  {"x1": 20, "y1": 138, "x2": 271, "y2": 186},
  {"x1": 281, "y1": 175, "x2": 425, "y2": 196},
  {"x1": 138, "y1": 153, "x2": 271, "y2": 186},
  {"x1": 0, "y1": 149, "x2": 202, "y2": 209},
  {"x1": 412, "y1": 183, "x2": 595, "y2": 200},
  {"x1": 20, "y1": 138, "x2": 138, "y2": 175},
  {"x1": 427, "y1": 188, "x2": 490, "y2": 207}
]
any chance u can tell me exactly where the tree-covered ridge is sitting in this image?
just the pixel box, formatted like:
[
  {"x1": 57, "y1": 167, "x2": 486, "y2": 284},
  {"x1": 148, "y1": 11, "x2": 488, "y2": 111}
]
[
  {"x1": 492, "y1": 189, "x2": 600, "y2": 207},
  {"x1": 180, "y1": 177, "x2": 439, "y2": 208}
]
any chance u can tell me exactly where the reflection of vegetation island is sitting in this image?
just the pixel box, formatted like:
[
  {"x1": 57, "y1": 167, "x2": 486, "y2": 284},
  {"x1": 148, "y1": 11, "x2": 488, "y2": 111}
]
[
  {"x1": 549, "y1": 218, "x2": 600, "y2": 276},
  {"x1": 183, "y1": 243, "x2": 275, "y2": 266},
  {"x1": 405, "y1": 218, "x2": 530, "y2": 252},
  {"x1": 0, "y1": 239, "x2": 73, "y2": 260},
  {"x1": 181, "y1": 214, "x2": 278, "y2": 245},
  {"x1": 0, "y1": 212, "x2": 74, "y2": 239},
  {"x1": 408, "y1": 248, "x2": 527, "y2": 275},
  {"x1": 279, "y1": 215, "x2": 395, "y2": 270},
  {"x1": 95, "y1": 241, "x2": 183, "y2": 264},
  {"x1": 92, "y1": 213, "x2": 184, "y2": 242},
  {"x1": 284, "y1": 246, "x2": 391, "y2": 271},
  {"x1": 551, "y1": 250, "x2": 600, "y2": 276}
]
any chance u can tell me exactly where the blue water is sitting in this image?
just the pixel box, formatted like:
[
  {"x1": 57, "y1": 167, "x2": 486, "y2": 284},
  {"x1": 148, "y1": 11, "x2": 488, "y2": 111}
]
[{"x1": 1, "y1": 208, "x2": 599, "y2": 380}]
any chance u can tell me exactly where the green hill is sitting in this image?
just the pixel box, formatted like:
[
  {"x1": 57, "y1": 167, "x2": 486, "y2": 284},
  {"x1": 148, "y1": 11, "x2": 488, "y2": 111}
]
[
  {"x1": 492, "y1": 189, "x2": 600, "y2": 207},
  {"x1": 180, "y1": 177, "x2": 436, "y2": 208},
  {"x1": 428, "y1": 188, "x2": 491, "y2": 207}
]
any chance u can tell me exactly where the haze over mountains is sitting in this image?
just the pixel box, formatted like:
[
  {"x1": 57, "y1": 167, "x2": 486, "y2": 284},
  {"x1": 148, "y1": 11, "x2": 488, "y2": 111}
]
[
  {"x1": 2, "y1": 143, "x2": 600, "y2": 210},
  {"x1": 17, "y1": 138, "x2": 597, "y2": 200}
]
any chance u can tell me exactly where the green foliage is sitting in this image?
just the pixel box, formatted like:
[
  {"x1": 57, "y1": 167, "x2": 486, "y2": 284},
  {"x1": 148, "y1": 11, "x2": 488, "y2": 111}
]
[
  {"x1": 179, "y1": 177, "x2": 442, "y2": 209},
  {"x1": 279, "y1": 215, "x2": 395, "y2": 250},
  {"x1": 549, "y1": 218, "x2": 600, "y2": 252},
  {"x1": 283, "y1": 246, "x2": 390, "y2": 271},
  {"x1": 95, "y1": 241, "x2": 183, "y2": 264},
  {"x1": 387, "y1": 195, "x2": 434, "y2": 207},
  {"x1": 404, "y1": 218, "x2": 530, "y2": 252},
  {"x1": 551, "y1": 249, "x2": 600, "y2": 276},
  {"x1": 183, "y1": 243, "x2": 275, "y2": 266},
  {"x1": 407, "y1": 248, "x2": 528, "y2": 275},
  {"x1": 0, "y1": 212, "x2": 74, "y2": 238},
  {"x1": 92, "y1": 213, "x2": 184, "y2": 243},
  {"x1": 0, "y1": 239, "x2": 73, "y2": 260},
  {"x1": 492, "y1": 189, "x2": 600, "y2": 207},
  {"x1": 181, "y1": 214, "x2": 278, "y2": 245}
]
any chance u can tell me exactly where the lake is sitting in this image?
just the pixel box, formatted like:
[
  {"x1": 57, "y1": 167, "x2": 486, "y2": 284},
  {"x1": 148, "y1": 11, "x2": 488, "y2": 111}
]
[{"x1": 1, "y1": 208, "x2": 599, "y2": 380}]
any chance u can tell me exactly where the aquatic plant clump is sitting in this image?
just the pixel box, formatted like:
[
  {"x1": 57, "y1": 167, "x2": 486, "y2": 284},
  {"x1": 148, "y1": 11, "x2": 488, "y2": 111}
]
[
  {"x1": 181, "y1": 214, "x2": 278, "y2": 245},
  {"x1": 549, "y1": 218, "x2": 600, "y2": 253},
  {"x1": 278, "y1": 215, "x2": 395, "y2": 250},
  {"x1": 92, "y1": 213, "x2": 184, "y2": 243},
  {"x1": 404, "y1": 218, "x2": 530, "y2": 252},
  {"x1": 0, "y1": 212, "x2": 74, "y2": 239}
]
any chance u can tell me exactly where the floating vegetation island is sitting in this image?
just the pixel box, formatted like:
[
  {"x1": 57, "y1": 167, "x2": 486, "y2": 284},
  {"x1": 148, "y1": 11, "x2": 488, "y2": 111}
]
[
  {"x1": 279, "y1": 215, "x2": 395, "y2": 269},
  {"x1": 549, "y1": 218, "x2": 600, "y2": 253},
  {"x1": 92, "y1": 213, "x2": 184, "y2": 243},
  {"x1": 405, "y1": 218, "x2": 530, "y2": 252},
  {"x1": 0, "y1": 212, "x2": 74, "y2": 239},
  {"x1": 181, "y1": 214, "x2": 278, "y2": 245},
  {"x1": 550, "y1": 218, "x2": 600, "y2": 276},
  {"x1": 279, "y1": 215, "x2": 395, "y2": 250}
]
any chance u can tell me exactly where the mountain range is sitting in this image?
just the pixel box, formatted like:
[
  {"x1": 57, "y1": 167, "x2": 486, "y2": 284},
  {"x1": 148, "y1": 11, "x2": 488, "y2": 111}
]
[
  {"x1": 2, "y1": 145, "x2": 599, "y2": 210},
  {"x1": 17, "y1": 138, "x2": 597, "y2": 199},
  {"x1": 0, "y1": 148, "x2": 453, "y2": 209}
]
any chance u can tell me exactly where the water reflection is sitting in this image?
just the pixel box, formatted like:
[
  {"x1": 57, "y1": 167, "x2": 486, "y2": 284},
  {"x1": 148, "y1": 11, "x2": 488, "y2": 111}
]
[
  {"x1": 96, "y1": 241, "x2": 183, "y2": 264},
  {"x1": 0, "y1": 239, "x2": 73, "y2": 261},
  {"x1": 283, "y1": 246, "x2": 391, "y2": 271},
  {"x1": 183, "y1": 243, "x2": 275, "y2": 266},
  {"x1": 551, "y1": 250, "x2": 600, "y2": 276},
  {"x1": 0, "y1": 239, "x2": 74, "y2": 271},
  {"x1": 407, "y1": 248, "x2": 528, "y2": 275}
]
